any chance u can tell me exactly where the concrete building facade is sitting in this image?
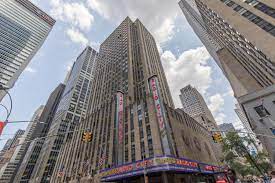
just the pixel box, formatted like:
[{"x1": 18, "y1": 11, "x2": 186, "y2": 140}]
[
  {"x1": 14, "y1": 84, "x2": 65, "y2": 183},
  {"x1": 179, "y1": 0, "x2": 275, "y2": 164},
  {"x1": 30, "y1": 47, "x2": 98, "y2": 182},
  {"x1": 179, "y1": 0, "x2": 275, "y2": 98},
  {"x1": 179, "y1": 85, "x2": 218, "y2": 131},
  {"x1": 51, "y1": 18, "x2": 221, "y2": 183},
  {"x1": 0, "y1": 106, "x2": 44, "y2": 183},
  {"x1": 239, "y1": 85, "x2": 275, "y2": 163},
  {"x1": 0, "y1": 0, "x2": 55, "y2": 101}
]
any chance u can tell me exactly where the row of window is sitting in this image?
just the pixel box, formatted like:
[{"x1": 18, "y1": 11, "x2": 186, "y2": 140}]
[
  {"x1": 221, "y1": 0, "x2": 275, "y2": 37},
  {"x1": 197, "y1": 1, "x2": 275, "y2": 87},
  {"x1": 244, "y1": 0, "x2": 275, "y2": 18}
]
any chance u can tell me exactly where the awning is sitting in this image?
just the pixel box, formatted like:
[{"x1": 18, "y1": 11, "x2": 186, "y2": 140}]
[{"x1": 100, "y1": 155, "x2": 226, "y2": 182}]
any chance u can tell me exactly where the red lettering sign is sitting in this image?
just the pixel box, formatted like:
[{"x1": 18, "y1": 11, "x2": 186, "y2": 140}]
[{"x1": 117, "y1": 92, "x2": 124, "y2": 144}]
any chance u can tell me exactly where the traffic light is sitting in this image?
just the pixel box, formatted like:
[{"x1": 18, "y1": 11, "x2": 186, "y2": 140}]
[
  {"x1": 82, "y1": 132, "x2": 92, "y2": 142},
  {"x1": 212, "y1": 132, "x2": 223, "y2": 143}
]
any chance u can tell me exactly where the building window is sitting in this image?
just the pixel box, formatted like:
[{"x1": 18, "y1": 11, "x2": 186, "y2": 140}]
[
  {"x1": 131, "y1": 132, "x2": 135, "y2": 142},
  {"x1": 141, "y1": 141, "x2": 145, "y2": 158},
  {"x1": 220, "y1": 0, "x2": 275, "y2": 37},
  {"x1": 131, "y1": 144, "x2": 135, "y2": 161},
  {"x1": 125, "y1": 149, "x2": 128, "y2": 162},
  {"x1": 254, "y1": 105, "x2": 270, "y2": 117},
  {"x1": 148, "y1": 139, "x2": 154, "y2": 157}
]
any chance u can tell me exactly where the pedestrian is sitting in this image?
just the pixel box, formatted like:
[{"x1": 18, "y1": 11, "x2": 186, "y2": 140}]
[
  {"x1": 227, "y1": 169, "x2": 237, "y2": 183},
  {"x1": 270, "y1": 171, "x2": 275, "y2": 183},
  {"x1": 216, "y1": 175, "x2": 228, "y2": 183}
]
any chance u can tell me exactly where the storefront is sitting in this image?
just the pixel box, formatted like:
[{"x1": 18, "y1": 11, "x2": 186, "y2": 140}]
[{"x1": 100, "y1": 156, "x2": 227, "y2": 183}]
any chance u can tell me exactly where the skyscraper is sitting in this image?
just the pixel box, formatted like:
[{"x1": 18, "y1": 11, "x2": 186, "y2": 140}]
[
  {"x1": 30, "y1": 47, "x2": 98, "y2": 182},
  {"x1": 14, "y1": 84, "x2": 65, "y2": 183},
  {"x1": 0, "y1": 129, "x2": 24, "y2": 172},
  {"x1": 179, "y1": 0, "x2": 275, "y2": 163},
  {"x1": 179, "y1": 85, "x2": 218, "y2": 131},
  {"x1": 218, "y1": 123, "x2": 235, "y2": 136},
  {"x1": 52, "y1": 18, "x2": 221, "y2": 183},
  {"x1": 179, "y1": 0, "x2": 275, "y2": 99},
  {"x1": 0, "y1": 106, "x2": 44, "y2": 182},
  {"x1": 0, "y1": 0, "x2": 55, "y2": 101},
  {"x1": 234, "y1": 104, "x2": 255, "y2": 137}
]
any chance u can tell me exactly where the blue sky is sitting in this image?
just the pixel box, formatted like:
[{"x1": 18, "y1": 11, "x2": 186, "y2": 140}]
[{"x1": 0, "y1": 0, "x2": 243, "y2": 149}]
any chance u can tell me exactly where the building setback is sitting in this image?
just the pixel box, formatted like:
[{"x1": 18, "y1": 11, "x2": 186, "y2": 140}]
[
  {"x1": 0, "y1": 0, "x2": 55, "y2": 101},
  {"x1": 179, "y1": 0, "x2": 275, "y2": 163},
  {"x1": 179, "y1": 85, "x2": 218, "y2": 131},
  {"x1": 51, "y1": 17, "x2": 221, "y2": 183},
  {"x1": 0, "y1": 106, "x2": 44, "y2": 182},
  {"x1": 13, "y1": 83, "x2": 65, "y2": 183},
  {"x1": 30, "y1": 47, "x2": 98, "y2": 182}
]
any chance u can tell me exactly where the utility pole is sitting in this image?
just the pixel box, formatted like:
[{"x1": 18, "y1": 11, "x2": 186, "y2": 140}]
[{"x1": 142, "y1": 155, "x2": 148, "y2": 183}]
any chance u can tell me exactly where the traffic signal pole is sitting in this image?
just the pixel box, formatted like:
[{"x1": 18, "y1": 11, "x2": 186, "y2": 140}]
[{"x1": 212, "y1": 129, "x2": 270, "y2": 180}]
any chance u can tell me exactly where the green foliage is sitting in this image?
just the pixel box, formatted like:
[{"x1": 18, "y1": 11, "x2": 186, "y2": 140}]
[{"x1": 221, "y1": 132, "x2": 271, "y2": 177}]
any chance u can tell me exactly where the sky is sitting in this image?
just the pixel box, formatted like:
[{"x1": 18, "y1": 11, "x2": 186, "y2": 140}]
[{"x1": 0, "y1": 0, "x2": 244, "y2": 149}]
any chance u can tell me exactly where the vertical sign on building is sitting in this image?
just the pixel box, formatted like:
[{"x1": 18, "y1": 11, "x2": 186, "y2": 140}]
[
  {"x1": 148, "y1": 75, "x2": 173, "y2": 155},
  {"x1": 116, "y1": 91, "x2": 124, "y2": 165}
]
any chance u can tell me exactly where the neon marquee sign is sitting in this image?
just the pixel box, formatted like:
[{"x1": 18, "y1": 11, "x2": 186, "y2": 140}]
[{"x1": 100, "y1": 156, "x2": 225, "y2": 182}]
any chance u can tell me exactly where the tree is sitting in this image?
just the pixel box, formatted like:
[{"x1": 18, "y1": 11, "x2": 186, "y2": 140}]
[{"x1": 221, "y1": 132, "x2": 271, "y2": 177}]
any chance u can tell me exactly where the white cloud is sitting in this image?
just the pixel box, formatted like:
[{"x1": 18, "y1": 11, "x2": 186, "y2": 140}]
[
  {"x1": 50, "y1": 0, "x2": 94, "y2": 31},
  {"x1": 66, "y1": 28, "x2": 89, "y2": 46},
  {"x1": 208, "y1": 93, "x2": 228, "y2": 124},
  {"x1": 215, "y1": 113, "x2": 226, "y2": 125},
  {"x1": 161, "y1": 46, "x2": 212, "y2": 107},
  {"x1": 90, "y1": 41, "x2": 100, "y2": 52},
  {"x1": 86, "y1": 0, "x2": 179, "y2": 43},
  {"x1": 25, "y1": 67, "x2": 37, "y2": 73},
  {"x1": 208, "y1": 94, "x2": 224, "y2": 114},
  {"x1": 66, "y1": 61, "x2": 73, "y2": 72},
  {"x1": 223, "y1": 88, "x2": 234, "y2": 97}
]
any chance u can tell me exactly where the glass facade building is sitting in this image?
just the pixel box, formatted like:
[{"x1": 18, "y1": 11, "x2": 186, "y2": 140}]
[
  {"x1": 0, "y1": 106, "x2": 44, "y2": 182},
  {"x1": 13, "y1": 84, "x2": 65, "y2": 183},
  {"x1": 30, "y1": 47, "x2": 98, "y2": 182},
  {"x1": 0, "y1": 0, "x2": 55, "y2": 101}
]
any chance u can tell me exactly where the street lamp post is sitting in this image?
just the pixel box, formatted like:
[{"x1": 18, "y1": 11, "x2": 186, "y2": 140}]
[{"x1": 142, "y1": 155, "x2": 148, "y2": 183}]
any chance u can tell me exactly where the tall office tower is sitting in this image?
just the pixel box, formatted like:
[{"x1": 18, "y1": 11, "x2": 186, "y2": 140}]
[
  {"x1": 0, "y1": 0, "x2": 55, "y2": 101},
  {"x1": 179, "y1": 85, "x2": 218, "y2": 131},
  {"x1": 179, "y1": 0, "x2": 275, "y2": 163},
  {"x1": 179, "y1": 0, "x2": 275, "y2": 98},
  {"x1": 178, "y1": 0, "x2": 224, "y2": 71},
  {"x1": 234, "y1": 104, "x2": 256, "y2": 139},
  {"x1": 0, "y1": 106, "x2": 44, "y2": 182},
  {"x1": 218, "y1": 123, "x2": 235, "y2": 136},
  {"x1": 52, "y1": 18, "x2": 221, "y2": 183},
  {"x1": 14, "y1": 84, "x2": 65, "y2": 183},
  {"x1": 30, "y1": 47, "x2": 98, "y2": 182},
  {"x1": 0, "y1": 129, "x2": 24, "y2": 171}
]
